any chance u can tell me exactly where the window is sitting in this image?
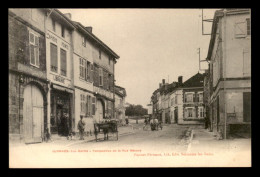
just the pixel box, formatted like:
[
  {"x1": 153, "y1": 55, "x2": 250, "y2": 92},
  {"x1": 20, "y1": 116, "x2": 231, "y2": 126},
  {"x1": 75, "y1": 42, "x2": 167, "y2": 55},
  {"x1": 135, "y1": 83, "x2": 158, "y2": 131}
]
[
  {"x1": 80, "y1": 94, "x2": 85, "y2": 113},
  {"x1": 50, "y1": 43, "x2": 58, "y2": 72},
  {"x1": 175, "y1": 95, "x2": 178, "y2": 104},
  {"x1": 82, "y1": 36, "x2": 86, "y2": 47},
  {"x1": 61, "y1": 26, "x2": 65, "y2": 38},
  {"x1": 29, "y1": 32, "x2": 39, "y2": 67},
  {"x1": 99, "y1": 50, "x2": 101, "y2": 59},
  {"x1": 52, "y1": 19, "x2": 56, "y2": 32},
  {"x1": 198, "y1": 92, "x2": 203, "y2": 102},
  {"x1": 185, "y1": 93, "x2": 194, "y2": 103},
  {"x1": 79, "y1": 58, "x2": 86, "y2": 79},
  {"x1": 60, "y1": 49, "x2": 67, "y2": 76},
  {"x1": 199, "y1": 107, "x2": 204, "y2": 118},
  {"x1": 99, "y1": 68, "x2": 103, "y2": 86},
  {"x1": 246, "y1": 18, "x2": 251, "y2": 35},
  {"x1": 92, "y1": 97, "x2": 96, "y2": 115},
  {"x1": 185, "y1": 107, "x2": 195, "y2": 118},
  {"x1": 86, "y1": 61, "x2": 91, "y2": 80}
]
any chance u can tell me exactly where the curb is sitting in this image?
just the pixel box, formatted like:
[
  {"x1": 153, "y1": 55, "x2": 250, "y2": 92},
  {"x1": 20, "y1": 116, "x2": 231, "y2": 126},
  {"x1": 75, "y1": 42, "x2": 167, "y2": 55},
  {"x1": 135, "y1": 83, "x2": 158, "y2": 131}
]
[
  {"x1": 186, "y1": 129, "x2": 194, "y2": 153},
  {"x1": 64, "y1": 130, "x2": 135, "y2": 147}
]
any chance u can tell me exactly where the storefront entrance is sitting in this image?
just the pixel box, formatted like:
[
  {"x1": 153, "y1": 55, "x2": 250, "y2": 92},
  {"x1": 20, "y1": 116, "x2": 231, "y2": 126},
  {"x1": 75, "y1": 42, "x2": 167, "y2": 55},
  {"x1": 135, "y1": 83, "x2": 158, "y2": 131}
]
[
  {"x1": 96, "y1": 99, "x2": 104, "y2": 123},
  {"x1": 23, "y1": 84, "x2": 44, "y2": 143},
  {"x1": 50, "y1": 89, "x2": 71, "y2": 136}
]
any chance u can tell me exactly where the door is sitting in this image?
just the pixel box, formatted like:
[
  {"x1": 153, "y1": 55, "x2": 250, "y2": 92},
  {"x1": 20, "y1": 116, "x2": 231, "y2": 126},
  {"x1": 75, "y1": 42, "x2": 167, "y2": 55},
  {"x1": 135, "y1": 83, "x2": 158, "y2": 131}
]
[
  {"x1": 174, "y1": 107, "x2": 178, "y2": 123},
  {"x1": 243, "y1": 92, "x2": 251, "y2": 122},
  {"x1": 23, "y1": 84, "x2": 44, "y2": 143},
  {"x1": 96, "y1": 100, "x2": 104, "y2": 123}
]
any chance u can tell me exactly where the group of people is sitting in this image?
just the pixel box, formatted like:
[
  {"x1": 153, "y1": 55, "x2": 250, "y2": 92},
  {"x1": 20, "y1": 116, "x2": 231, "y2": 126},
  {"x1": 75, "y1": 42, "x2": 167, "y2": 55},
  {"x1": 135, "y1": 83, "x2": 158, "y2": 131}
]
[{"x1": 143, "y1": 115, "x2": 162, "y2": 131}]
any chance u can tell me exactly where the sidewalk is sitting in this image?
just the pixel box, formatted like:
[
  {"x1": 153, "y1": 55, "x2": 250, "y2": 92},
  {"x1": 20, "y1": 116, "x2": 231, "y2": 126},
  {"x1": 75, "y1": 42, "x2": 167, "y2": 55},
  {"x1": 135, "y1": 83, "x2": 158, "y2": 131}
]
[
  {"x1": 10, "y1": 124, "x2": 135, "y2": 148},
  {"x1": 187, "y1": 127, "x2": 251, "y2": 153}
]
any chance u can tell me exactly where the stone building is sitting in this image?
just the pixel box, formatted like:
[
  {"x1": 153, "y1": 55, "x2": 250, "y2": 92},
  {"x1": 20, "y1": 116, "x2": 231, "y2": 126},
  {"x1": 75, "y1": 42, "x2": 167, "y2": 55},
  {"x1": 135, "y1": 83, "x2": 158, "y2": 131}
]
[
  {"x1": 9, "y1": 9, "x2": 48, "y2": 143},
  {"x1": 205, "y1": 9, "x2": 251, "y2": 138},
  {"x1": 114, "y1": 85, "x2": 127, "y2": 124}
]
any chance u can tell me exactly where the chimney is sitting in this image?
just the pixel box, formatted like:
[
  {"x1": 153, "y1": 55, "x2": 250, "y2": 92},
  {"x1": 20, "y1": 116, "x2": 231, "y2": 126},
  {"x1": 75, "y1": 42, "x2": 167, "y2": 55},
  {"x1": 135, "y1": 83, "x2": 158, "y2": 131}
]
[
  {"x1": 178, "y1": 76, "x2": 183, "y2": 84},
  {"x1": 162, "y1": 79, "x2": 165, "y2": 85},
  {"x1": 64, "y1": 13, "x2": 72, "y2": 20},
  {"x1": 85, "y1": 26, "x2": 93, "y2": 33},
  {"x1": 159, "y1": 83, "x2": 162, "y2": 88}
]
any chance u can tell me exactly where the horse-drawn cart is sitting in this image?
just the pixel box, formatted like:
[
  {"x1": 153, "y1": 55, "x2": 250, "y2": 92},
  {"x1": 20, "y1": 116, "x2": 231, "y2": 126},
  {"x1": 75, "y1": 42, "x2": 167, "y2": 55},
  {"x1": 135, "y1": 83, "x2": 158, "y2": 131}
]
[{"x1": 94, "y1": 120, "x2": 118, "y2": 141}]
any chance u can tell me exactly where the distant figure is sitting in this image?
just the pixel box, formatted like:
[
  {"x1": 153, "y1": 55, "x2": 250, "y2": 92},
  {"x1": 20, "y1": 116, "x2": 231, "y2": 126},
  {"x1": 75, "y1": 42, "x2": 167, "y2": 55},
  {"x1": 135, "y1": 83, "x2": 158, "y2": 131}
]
[
  {"x1": 126, "y1": 118, "x2": 129, "y2": 125},
  {"x1": 78, "y1": 115, "x2": 85, "y2": 140}
]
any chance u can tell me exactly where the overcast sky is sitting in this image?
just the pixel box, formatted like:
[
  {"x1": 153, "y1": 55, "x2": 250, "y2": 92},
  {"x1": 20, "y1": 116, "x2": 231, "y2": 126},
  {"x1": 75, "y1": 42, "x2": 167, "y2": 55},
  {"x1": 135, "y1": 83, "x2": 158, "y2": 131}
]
[{"x1": 59, "y1": 8, "x2": 217, "y2": 108}]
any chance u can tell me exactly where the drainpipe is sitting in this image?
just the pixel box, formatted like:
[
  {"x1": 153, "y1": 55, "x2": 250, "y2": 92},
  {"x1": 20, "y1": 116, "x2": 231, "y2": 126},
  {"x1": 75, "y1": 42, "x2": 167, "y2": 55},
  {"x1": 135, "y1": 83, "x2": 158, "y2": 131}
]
[
  {"x1": 44, "y1": 9, "x2": 54, "y2": 135},
  {"x1": 223, "y1": 9, "x2": 227, "y2": 140}
]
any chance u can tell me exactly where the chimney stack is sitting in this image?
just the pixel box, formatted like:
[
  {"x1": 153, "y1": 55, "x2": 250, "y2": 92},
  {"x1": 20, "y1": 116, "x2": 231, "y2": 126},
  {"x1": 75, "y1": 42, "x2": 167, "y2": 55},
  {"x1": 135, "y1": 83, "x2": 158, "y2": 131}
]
[
  {"x1": 159, "y1": 83, "x2": 162, "y2": 88},
  {"x1": 64, "y1": 13, "x2": 72, "y2": 20},
  {"x1": 85, "y1": 26, "x2": 93, "y2": 33},
  {"x1": 162, "y1": 79, "x2": 165, "y2": 85},
  {"x1": 178, "y1": 76, "x2": 183, "y2": 84}
]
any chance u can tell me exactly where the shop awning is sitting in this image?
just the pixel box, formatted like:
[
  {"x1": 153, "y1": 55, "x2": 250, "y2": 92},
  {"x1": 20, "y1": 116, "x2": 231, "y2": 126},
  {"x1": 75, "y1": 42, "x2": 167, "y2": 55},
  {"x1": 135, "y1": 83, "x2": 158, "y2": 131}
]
[{"x1": 52, "y1": 84, "x2": 74, "y2": 94}]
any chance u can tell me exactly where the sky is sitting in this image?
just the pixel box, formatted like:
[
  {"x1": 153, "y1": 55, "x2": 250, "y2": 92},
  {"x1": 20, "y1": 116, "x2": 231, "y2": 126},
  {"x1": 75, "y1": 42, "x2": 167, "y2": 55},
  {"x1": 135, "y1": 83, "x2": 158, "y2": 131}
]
[{"x1": 59, "y1": 8, "x2": 217, "y2": 108}]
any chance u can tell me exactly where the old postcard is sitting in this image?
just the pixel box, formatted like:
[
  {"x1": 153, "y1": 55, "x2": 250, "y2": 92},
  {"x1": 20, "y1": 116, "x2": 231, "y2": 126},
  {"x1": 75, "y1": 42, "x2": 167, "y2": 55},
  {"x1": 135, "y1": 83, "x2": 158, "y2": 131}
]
[{"x1": 9, "y1": 8, "x2": 251, "y2": 168}]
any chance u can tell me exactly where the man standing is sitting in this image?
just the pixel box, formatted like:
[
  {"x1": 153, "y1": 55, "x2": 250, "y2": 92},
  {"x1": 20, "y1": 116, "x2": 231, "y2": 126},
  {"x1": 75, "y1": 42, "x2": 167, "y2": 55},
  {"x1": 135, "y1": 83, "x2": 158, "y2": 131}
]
[{"x1": 78, "y1": 115, "x2": 85, "y2": 140}]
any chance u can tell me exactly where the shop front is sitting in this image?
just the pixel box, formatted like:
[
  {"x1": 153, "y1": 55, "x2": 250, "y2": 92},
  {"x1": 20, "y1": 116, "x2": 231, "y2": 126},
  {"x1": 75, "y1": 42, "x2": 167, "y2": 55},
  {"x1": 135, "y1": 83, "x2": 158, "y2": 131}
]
[{"x1": 50, "y1": 85, "x2": 74, "y2": 136}]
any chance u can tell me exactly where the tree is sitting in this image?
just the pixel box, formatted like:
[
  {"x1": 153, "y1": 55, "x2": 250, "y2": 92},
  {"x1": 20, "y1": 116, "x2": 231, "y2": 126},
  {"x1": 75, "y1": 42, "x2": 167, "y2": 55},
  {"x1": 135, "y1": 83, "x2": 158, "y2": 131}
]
[{"x1": 125, "y1": 104, "x2": 148, "y2": 116}]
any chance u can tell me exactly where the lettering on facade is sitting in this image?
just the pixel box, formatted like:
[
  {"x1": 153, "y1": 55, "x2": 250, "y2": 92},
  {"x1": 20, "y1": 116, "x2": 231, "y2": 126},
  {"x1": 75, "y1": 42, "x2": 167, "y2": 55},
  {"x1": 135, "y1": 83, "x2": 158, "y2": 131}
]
[
  {"x1": 62, "y1": 42, "x2": 69, "y2": 50},
  {"x1": 53, "y1": 75, "x2": 65, "y2": 83},
  {"x1": 94, "y1": 86, "x2": 113, "y2": 99},
  {"x1": 46, "y1": 32, "x2": 57, "y2": 43}
]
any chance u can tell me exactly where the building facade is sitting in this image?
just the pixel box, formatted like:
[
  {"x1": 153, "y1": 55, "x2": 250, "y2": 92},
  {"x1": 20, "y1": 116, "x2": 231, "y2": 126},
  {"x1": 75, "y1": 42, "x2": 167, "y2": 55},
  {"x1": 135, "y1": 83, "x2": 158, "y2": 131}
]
[
  {"x1": 9, "y1": 9, "x2": 48, "y2": 143},
  {"x1": 9, "y1": 8, "x2": 120, "y2": 143},
  {"x1": 206, "y1": 9, "x2": 251, "y2": 138},
  {"x1": 114, "y1": 85, "x2": 127, "y2": 124}
]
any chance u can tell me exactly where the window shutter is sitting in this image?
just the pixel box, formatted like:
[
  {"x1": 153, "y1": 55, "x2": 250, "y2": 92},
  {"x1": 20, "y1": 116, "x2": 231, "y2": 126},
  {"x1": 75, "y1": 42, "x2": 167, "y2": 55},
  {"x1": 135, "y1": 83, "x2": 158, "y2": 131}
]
[
  {"x1": 243, "y1": 49, "x2": 250, "y2": 76},
  {"x1": 235, "y1": 21, "x2": 246, "y2": 38},
  {"x1": 50, "y1": 43, "x2": 58, "y2": 72},
  {"x1": 35, "y1": 36, "x2": 39, "y2": 66}
]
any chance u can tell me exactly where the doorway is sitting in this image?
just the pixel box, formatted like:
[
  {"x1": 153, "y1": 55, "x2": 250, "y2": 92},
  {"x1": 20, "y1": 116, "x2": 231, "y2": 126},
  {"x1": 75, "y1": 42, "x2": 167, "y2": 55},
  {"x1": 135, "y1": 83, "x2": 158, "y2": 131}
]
[
  {"x1": 96, "y1": 99, "x2": 104, "y2": 122},
  {"x1": 23, "y1": 84, "x2": 44, "y2": 143},
  {"x1": 174, "y1": 107, "x2": 178, "y2": 124}
]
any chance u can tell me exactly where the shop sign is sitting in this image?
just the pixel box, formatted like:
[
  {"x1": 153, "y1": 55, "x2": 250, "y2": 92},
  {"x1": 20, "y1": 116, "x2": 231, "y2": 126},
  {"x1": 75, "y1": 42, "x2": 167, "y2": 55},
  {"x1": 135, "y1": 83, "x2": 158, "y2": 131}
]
[
  {"x1": 53, "y1": 75, "x2": 65, "y2": 83},
  {"x1": 46, "y1": 32, "x2": 57, "y2": 43},
  {"x1": 94, "y1": 86, "x2": 113, "y2": 99}
]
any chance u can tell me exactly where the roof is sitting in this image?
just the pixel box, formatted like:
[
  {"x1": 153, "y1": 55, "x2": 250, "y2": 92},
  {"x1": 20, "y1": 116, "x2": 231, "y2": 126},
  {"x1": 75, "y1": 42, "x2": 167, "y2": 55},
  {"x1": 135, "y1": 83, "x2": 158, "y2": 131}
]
[
  {"x1": 206, "y1": 9, "x2": 250, "y2": 60},
  {"x1": 115, "y1": 85, "x2": 127, "y2": 97},
  {"x1": 72, "y1": 21, "x2": 120, "y2": 59},
  {"x1": 182, "y1": 72, "x2": 205, "y2": 88}
]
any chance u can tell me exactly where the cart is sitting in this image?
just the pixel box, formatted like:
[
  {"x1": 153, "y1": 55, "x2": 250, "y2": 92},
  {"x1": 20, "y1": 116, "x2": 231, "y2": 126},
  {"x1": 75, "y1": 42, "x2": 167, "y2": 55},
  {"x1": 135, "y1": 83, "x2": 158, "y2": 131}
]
[{"x1": 94, "y1": 120, "x2": 118, "y2": 141}]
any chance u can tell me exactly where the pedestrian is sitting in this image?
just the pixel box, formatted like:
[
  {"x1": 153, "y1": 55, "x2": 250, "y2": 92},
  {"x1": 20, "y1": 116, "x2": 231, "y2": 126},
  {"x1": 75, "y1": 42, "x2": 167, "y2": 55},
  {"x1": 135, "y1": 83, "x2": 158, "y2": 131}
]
[{"x1": 78, "y1": 115, "x2": 85, "y2": 140}]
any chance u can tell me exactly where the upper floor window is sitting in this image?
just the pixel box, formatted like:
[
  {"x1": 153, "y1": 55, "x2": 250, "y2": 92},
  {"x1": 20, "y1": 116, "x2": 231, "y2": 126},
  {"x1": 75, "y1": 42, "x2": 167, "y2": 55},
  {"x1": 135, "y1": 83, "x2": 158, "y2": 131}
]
[
  {"x1": 60, "y1": 49, "x2": 67, "y2": 76},
  {"x1": 61, "y1": 26, "x2": 65, "y2": 38},
  {"x1": 99, "y1": 68, "x2": 103, "y2": 86},
  {"x1": 185, "y1": 93, "x2": 194, "y2": 103},
  {"x1": 50, "y1": 43, "x2": 58, "y2": 72},
  {"x1": 99, "y1": 50, "x2": 102, "y2": 59},
  {"x1": 79, "y1": 58, "x2": 86, "y2": 79},
  {"x1": 82, "y1": 36, "x2": 86, "y2": 47},
  {"x1": 246, "y1": 18, "x2": 251, "y2": 35},
  {"x1": 185, "y1": 107, "x2": 195, "y2": 118},
  {"x1": 29, "y1": 32, "x2": 39, "y2": 67},
  {"x1": 52, "y1": 19, "x2": 56, "y2": 32},
  {"x1": 198, "y1": 92, "x2": 203, "y2": 102}
]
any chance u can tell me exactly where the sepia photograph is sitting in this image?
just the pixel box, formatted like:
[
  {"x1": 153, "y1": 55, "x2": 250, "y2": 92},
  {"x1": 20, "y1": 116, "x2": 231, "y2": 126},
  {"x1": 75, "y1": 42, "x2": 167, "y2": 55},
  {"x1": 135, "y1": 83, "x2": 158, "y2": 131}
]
[{"x1": 8, "y1": 8, "x2": 251, "y2": 168}]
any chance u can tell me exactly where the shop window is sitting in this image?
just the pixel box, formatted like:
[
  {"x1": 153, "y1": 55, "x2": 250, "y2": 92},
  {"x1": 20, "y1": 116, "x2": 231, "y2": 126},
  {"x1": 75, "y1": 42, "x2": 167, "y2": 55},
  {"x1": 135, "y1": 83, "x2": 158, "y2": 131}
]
[
  {"x1": 50, "y1": 43, "x2": 58, "y2": 72},
  {"x1": 60, "y1": 49, "x2": 67, "y2": 76},
  {"x1": 29, "y1": 32, "x2": 39, "y2": 68}
]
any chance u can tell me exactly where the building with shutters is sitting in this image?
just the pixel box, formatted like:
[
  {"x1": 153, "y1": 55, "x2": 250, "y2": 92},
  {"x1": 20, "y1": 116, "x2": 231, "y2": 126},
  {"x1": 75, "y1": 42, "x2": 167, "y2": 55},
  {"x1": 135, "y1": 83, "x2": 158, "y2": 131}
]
[
  {"x1": 205, "y1": 9, "x2": 251, "y2": 138},
  {"x1": 8, "y1": 9, "x2": 48, "y2": 143},
  {"x1": 45, "y1": 9, "x2": 76, "y2": 137},
  {"x1": 114, "y1": 85, "x2": 127, "y2": 124}
]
